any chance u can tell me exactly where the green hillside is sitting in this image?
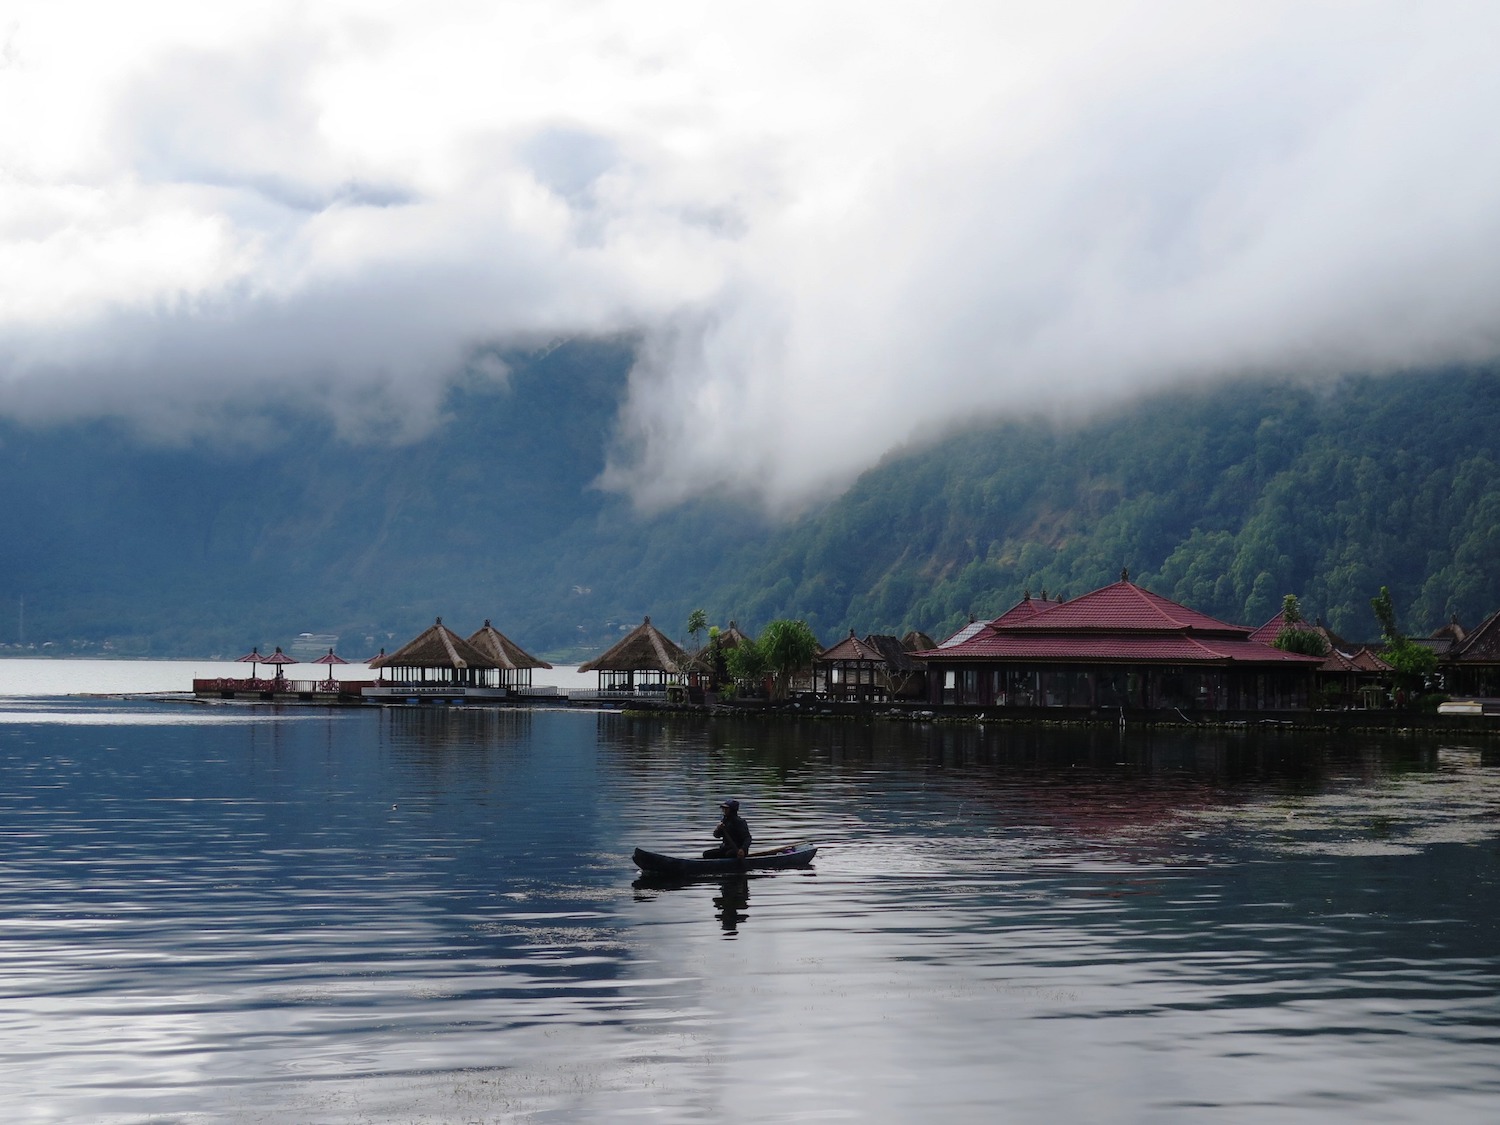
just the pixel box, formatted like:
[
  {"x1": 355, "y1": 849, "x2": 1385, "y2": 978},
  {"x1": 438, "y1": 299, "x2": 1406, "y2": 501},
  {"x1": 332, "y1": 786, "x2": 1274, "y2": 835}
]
[
  {"x1": 707, "y1": 371, "x2": 1500, "y2": 644},
  {"x1": 1, "y1": 352, "x2": 1497, "y2": 658}
]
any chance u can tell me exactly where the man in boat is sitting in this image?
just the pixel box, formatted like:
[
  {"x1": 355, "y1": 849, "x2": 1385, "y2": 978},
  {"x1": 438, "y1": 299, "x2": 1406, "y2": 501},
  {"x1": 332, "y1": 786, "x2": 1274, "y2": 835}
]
[{"x1": 703, "y1": 798, "x2": 752, "y2": 859}]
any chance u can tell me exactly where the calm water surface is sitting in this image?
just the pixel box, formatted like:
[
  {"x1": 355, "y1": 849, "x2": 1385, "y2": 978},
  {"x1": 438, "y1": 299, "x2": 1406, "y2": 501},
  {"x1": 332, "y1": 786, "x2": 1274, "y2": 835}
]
[{"x1": 0, "y1": 684, "x2": 1497, "y2": 1122}]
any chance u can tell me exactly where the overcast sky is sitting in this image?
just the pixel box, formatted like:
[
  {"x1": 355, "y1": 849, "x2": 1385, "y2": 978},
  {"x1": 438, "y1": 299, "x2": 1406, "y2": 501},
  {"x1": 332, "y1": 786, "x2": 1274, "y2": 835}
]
[{"x1": 4, "y1": 1, "x2": 1499, "y2": 508}]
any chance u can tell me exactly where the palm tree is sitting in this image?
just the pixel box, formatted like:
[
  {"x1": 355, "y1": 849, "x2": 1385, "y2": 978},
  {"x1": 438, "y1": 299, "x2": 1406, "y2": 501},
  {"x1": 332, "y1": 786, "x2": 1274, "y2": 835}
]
[{"x1": 687, "y1": 608, "x2": 708, "y2": 653}]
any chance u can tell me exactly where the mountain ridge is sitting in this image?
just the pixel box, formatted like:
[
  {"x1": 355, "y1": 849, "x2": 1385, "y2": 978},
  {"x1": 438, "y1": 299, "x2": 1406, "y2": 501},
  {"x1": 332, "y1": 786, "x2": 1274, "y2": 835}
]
[{"x1": 1, "y1": 349, "x2": 1496, "y2": 658}]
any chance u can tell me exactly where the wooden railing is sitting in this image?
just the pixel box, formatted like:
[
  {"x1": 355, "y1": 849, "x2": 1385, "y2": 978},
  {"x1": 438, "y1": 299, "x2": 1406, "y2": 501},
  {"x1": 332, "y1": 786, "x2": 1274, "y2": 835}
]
[{"x1": 193, "y1": 678, "x2": 374, "y2": 694}]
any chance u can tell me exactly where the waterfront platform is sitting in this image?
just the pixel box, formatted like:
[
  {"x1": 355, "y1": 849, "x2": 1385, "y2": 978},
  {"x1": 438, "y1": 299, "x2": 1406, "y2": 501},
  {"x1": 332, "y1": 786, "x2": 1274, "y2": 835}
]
[{"x1": 193, "y1": 677, "x2": 375, "y2": 702}]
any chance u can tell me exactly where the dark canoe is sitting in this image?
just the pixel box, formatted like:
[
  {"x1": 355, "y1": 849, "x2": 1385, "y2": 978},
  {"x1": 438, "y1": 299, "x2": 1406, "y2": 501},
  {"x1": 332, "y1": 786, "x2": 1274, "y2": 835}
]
[{"x1": 631, "y1": 841, "x2": 817, "y2": 877}]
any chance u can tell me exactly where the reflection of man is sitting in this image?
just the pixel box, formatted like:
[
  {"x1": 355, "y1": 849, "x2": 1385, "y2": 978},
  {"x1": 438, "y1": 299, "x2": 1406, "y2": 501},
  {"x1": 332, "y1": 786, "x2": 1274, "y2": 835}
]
[
  {"x1": 715, "y1": 874, "x2": 750, "y2": 933},
  {"x1": 703, "y1": 798, "x2": 752, "y2": 859}
]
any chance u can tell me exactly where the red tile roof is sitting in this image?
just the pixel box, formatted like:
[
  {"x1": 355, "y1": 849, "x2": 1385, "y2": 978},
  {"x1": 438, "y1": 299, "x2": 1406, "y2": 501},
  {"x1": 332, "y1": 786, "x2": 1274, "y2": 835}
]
[
  {"x1": 930, "y1": 631, "x2": 1319, "y2": 664},
  {"x1": 920, "y1": 581, "x2": 1322, "y2": 667},
  {"x1": 818, "y1": 631, "x2": 887, "y2": 662},
  {"x1": 1248, "y1": 610, "x2": 1285, "y2": 645},
  {"x1": 1006, "y1": 581, "x2": 1249, "y2": 636},
  {"x1": 990, "y1": 594, "x2": 1049, "y2": 627}
]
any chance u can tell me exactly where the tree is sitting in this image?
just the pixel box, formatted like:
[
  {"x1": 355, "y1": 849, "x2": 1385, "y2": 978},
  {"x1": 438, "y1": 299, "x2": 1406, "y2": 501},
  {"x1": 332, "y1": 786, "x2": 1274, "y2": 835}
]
[
  {"x1": 1273, "y1": 627, "x2": 1327, "y2": 657},
  {"x1": 1272, "y1": 593, "x2": 1327, "y2": 656},
  {"x1": 686, "y1": 608, "x2": 708, "y2": 652},
  {"x1": 758, "y1": 618, "x2": 821, "y2": 701},
  {"x1": 705, "y1": 625, "x2": 729, "y2": 688},
  {"x1": 1371, "y1": 585, "x2": 1438, "y2": 701},
  {"x1": 1281, "y1": 593, "x2": 1303, "y2": 625},
  {"x1": 725, "y1": 634, "x2": 768, "y2": 692}
]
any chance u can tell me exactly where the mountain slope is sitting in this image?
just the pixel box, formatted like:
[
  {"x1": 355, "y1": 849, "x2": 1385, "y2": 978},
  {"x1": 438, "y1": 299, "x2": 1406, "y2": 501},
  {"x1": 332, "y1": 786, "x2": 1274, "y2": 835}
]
[{"x1": 1, "y1": 354, "x2": 1496, "y2": 657}]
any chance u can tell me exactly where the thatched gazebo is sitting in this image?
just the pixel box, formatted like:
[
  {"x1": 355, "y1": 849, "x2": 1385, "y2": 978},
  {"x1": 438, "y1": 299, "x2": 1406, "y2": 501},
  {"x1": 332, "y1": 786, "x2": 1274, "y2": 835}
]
[
  {"x1": 578, "y1": 616, "x2": 688, "y2": 693},
  {"x1": 901, "y1": 630, "x2": 936, "y2": 654},
  {"x1": 682, "y1": 620, "x2": 757, "y2": 690},
  {"x1": 369, "y1": 618, "x2": 497, "y2": 689},
  {"x1": 466, "y1": 620, "x2": 553, "y2": 689},
  {"x1": 816, "y1": 630, "x2": 896, "y2": 703},
  {"x1": 717, "y1": 621, "x2": 755, "y2": 653}
]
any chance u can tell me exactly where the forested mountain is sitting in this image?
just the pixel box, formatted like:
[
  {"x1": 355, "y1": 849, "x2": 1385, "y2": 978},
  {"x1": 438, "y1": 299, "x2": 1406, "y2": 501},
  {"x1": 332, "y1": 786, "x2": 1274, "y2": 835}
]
[
  {"x1": 715, "y1": 371, "x2": 1500, "y2": 645},
  {"x1": 1, "y1": 346, "x2": 1497, "y2": 659}
]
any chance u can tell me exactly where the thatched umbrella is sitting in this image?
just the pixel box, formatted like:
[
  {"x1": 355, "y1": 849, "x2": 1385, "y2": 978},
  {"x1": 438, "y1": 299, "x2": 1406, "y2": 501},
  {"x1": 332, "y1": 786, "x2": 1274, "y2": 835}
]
[
  {"x1": 263, "y1": 646, "x2": 297, "y2": 683},
  {"x1": 235, "y1": 647, "x2": 263, "y2": 680},
  {"x1": 312, "y1": 647, "x2": 349, "y2": 690}
]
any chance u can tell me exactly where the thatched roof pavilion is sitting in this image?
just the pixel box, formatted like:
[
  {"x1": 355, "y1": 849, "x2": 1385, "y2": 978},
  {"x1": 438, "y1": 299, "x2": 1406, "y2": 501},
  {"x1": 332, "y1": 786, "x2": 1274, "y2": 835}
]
[
  {"x1": 370, "y1": 618, "x2": 497, "y2": 687},
  {"x1": 718, "y1": 621, "x2": 755, "y2": 652},
  {"x1": 816, "y1": 630, "x2": 921, "y2": 702},
  {"x1": 901, "y1": 630, "x2": 936, "y2": 653},
  {"x1": 578, "y1": 616, "x2": 688, "y2": 691},
  {"x1": 681, "y1": 621, "x2": 757, "y2": 691},
  {"x1": 466, "y1": 620, "x2": 553, "y2": 688}
]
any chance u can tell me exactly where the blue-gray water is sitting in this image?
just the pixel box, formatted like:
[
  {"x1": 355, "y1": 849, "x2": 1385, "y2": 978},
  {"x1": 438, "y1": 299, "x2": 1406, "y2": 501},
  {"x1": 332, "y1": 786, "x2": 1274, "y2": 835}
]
[{"x1": 1, "y1": 699, "x2": 1497, "y2": 1123}]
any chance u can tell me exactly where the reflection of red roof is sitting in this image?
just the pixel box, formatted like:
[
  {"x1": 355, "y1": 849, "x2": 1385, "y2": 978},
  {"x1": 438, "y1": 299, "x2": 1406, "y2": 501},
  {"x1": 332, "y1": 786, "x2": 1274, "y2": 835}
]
[{"x1": 919, "y1": 581, "x2": 1321, "y2": 667}]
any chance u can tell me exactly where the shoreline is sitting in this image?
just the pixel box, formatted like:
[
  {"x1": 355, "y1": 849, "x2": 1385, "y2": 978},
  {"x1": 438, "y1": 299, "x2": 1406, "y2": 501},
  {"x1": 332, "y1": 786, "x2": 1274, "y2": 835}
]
[{"x1": 104, "y1": 688, "x2": 1500, "y2": 737}]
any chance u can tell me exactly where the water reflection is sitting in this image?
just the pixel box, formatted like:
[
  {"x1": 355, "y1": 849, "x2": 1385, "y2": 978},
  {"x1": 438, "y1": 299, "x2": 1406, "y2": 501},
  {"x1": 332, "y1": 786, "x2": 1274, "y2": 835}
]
[
  {"x1": 380, "y1": 703, "x2": 535, "y2": 751},
  {"x1": 632, "y1": 872, "x2": 754, "y2": 935},
  {"x1": 630, "y1": 870, "x2": 762, "y2": 936},
  {"x1": 2, "y1": 703, "x2": 1498, "y2": 1122}
]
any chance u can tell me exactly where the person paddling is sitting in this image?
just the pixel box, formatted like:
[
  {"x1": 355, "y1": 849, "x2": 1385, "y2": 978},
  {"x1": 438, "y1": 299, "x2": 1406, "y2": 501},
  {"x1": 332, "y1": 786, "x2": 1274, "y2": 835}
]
[{"x1": 703, "y1": 798, "x2": 752, "y2": 859}]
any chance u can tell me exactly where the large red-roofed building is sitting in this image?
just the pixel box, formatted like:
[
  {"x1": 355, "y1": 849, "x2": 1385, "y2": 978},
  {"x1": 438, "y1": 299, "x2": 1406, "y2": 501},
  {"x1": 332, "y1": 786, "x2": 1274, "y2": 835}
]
[{"x1": 917, "y1": 578, "x2": 1322, "y2": 712}]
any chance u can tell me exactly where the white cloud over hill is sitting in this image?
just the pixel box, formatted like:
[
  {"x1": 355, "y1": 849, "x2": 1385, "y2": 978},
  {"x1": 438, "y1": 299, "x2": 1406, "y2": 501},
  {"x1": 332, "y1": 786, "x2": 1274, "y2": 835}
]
[{"x1": 3, "y1": 1, "x2": 1499, "y2": 506}]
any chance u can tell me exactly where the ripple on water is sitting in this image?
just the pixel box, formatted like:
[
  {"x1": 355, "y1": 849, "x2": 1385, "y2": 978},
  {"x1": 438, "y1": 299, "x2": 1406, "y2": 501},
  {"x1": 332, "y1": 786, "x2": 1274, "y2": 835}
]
[{"x1": 1, "y1": 708, "x2": 1498, "y2": 1121}]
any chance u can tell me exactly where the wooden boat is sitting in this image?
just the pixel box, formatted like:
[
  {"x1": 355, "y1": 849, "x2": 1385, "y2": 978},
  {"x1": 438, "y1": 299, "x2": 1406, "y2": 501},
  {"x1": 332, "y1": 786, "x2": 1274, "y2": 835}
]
[{"x1": 631, "y1": 841, "x2": 817, "y2": 877}]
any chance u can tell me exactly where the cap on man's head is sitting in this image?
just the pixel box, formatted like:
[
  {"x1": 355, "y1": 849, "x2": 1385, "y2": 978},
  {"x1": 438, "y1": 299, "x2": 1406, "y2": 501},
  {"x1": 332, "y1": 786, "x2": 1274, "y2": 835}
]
[{"x1": 719, "y1": 798, "x2": 739, "y2": 812}]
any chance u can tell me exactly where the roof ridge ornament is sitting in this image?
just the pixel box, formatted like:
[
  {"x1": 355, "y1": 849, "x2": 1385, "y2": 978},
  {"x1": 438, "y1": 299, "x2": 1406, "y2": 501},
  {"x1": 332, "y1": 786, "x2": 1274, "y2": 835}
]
[{"x1": 1121, "y1": 567, "x2": 1130, "y2": 582}]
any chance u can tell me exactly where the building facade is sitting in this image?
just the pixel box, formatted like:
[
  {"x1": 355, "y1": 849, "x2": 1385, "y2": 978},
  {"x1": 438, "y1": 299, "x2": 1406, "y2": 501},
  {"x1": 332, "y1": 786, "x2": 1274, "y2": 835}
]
[{"x1": 918, "y1": 579, "x2": 1321, "y2": 712}]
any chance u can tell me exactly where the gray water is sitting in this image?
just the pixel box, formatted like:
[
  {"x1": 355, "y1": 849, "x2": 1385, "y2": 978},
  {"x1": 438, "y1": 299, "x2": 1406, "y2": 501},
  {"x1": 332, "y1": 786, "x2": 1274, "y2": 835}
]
[{"x1": 1, "y1": 699, "x2": 1497, "y2": 1123}]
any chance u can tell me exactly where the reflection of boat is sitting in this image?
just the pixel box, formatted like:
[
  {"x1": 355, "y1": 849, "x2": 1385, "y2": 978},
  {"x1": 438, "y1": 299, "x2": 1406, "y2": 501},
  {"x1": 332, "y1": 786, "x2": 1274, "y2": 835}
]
[{"x1": 631, "y1": 842, "x2": 817, "y2": 877}]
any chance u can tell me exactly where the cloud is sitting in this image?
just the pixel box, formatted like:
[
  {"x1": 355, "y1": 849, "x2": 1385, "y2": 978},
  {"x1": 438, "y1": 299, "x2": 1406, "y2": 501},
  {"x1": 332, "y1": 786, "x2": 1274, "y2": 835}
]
[{"x1": 3, "y1": 2, "x2": 1500, "y2": 503}]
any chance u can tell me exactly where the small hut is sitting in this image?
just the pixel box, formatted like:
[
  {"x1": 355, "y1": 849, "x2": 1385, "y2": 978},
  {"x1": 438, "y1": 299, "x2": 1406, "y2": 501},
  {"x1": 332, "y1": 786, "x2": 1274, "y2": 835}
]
[
  {"x1": 901, "y1": 630, "x2": 936, "y2": 654},
  {"x1": 578, "y1": 616, "x2": 688, "y2": 693},
  {"x1": 815, "y1": 630, "x2": 928, "y2": 702},
  {"x1": 466, "y1": 620, "x2": 553, "y2": 690},
  {"x1": 369, "y1": 618, "x2": 497, "y2": 690},
  {"x1": 1249, "y1": 610, "x2": 1392, "y2": 708},
  {"x1": 684, "y1": 621, "x2": 757, "y2": 692},
  {"x1": 718, "y1": 621, "x2": 756, "y2": 653},
  {"x1": 1441, "y1": 608, "x2": 1500, "y2": 696}
]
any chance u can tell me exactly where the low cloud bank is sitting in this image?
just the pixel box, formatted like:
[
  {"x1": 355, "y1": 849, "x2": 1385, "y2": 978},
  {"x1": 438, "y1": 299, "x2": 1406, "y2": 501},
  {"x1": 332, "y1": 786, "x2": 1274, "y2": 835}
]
[{"x1": 3, "y1": 2, "x2": 1499, "y2": 503}]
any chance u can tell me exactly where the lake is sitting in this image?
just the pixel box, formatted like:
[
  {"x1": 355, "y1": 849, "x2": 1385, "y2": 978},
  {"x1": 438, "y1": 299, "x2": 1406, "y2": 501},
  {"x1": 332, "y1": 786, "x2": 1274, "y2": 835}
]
[{"x1": 0, "y1": 662, "x2": 1497, "y2": 1122}]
